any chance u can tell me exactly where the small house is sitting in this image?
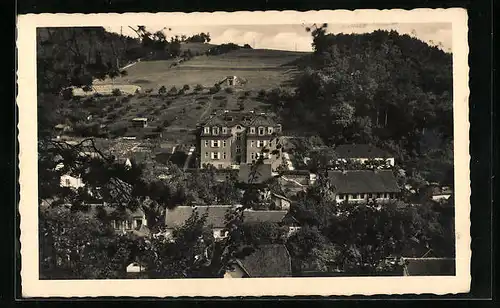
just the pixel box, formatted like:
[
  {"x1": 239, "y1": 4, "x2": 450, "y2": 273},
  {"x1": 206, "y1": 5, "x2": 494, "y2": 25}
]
[
  {"x1": 334, "y1": 144, "x2": 395, "y2": 166},
  {"x1": 327, "y1": 170, "x2": 400, "y2": 204},
  {"x1": 270, "y1": 193, "x2": 292, "y2": 210},
  {"x1": 165, "y1": 205, "x2": 299, "y2": 240},
  {"x1": 217, "y1": 75, "x2": 247, "y2": 87},
  {"x1": 401, "y1": 258, "x2": 456, "y2": 276},
  {"x1": 131, "y1": 117, "x2": 148, "y2": 128},
  {"x1": 224, "y1": 244, "x2": 292, "y2": 278}
]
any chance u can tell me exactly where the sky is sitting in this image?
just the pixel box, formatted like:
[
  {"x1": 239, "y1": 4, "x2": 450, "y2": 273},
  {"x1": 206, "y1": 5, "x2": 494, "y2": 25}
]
[{"x1": 106, "y1": 23, "x2": 452, "y2": 53}]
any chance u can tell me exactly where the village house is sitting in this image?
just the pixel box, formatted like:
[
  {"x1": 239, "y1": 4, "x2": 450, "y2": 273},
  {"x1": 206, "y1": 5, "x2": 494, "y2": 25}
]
[
  {"x1": 197, "y1": 111, "x2": 283, "y2": 170},
  {"x1": 217, "y1": 75, "x2": 247, "y2": 87},
  {"x1": 334, "y1": 144, "x2": 395, "y2": 167},
  {"x1": 327, "y1": 170, "x2": 400, "y2": 204},
  {"x1": 131, "y1": 117, "x2": 148, "y2": 128},
  {"x1": 164, "y1": 205, "x2": 300, "y2": 240},
  {"x1": 224, "y1": 244, "x2": 292, "y2": 278}
]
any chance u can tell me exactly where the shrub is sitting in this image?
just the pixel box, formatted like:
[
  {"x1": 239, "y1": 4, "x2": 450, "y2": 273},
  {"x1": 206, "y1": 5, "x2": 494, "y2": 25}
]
[
  {"x1": 257, "y1": 89, "x2": 266, "y2": 98},
  {"x1": 112, "y1": 88, "x2": 122, "y2": 96},
  {"x1": 162, "y1": 119, "x2": 172, "y2": 127},
  {"x1": 178, "y1": 89, "x2": 185, "y2": 95},
  {"x1": 168, "y1": 86, "x2": 178, "y2": 95},
  {"x1": 166, "y1": 100, "x2": 173, "y2": 106},
  {"x1": 182, "y1": 84, "x2": 190, "y2": 91},
  {"x1": 61, "y1": 88, "x2": 74, "y2": 100},
  {"x1": 213, "y1": 95, "x2": 225, "y2": 100},
  {"x1": 209, "y1": 86, "x2": 219, "y2": 94},
  {"x1": 158, "y1": 85, "x2": 167, "y2": 95},
  {"x1": 224, "y1": 87, "x2": 234, "y2": 94},
  {"x1": 194, "y1": 84, "x2": 204, "y2": 92},
  {"x1": 195, "y1": 106, "x2": 202, "y2": 110},
  {"x1": 243, "y1": 90, "x2": 251, "y2": 97},
  {"x1": 237, "y1": 101, "x2": 245, "y2": 111}
]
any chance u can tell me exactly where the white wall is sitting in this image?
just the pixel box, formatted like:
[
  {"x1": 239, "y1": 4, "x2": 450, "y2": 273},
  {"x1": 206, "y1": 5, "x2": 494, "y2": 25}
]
[{"x1": 60, "y1": 174, "x2": 85, "y2": 189}]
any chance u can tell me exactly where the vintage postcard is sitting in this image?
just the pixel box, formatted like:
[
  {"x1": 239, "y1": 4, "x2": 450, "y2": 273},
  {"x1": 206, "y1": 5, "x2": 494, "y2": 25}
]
[{"x1": 17, "y1": 9, "x2": 470, "y2": 297}]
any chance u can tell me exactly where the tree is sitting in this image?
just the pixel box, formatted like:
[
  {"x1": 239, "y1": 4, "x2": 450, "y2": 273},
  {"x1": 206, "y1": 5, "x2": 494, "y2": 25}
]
[{"x1": 158, "y1": 85, "x2": 167, "y2": 95}]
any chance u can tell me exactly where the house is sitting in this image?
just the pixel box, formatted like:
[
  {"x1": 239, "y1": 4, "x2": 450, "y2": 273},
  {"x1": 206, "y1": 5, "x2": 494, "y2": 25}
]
[
  {"x1": 401, "y1": 258, "x2": 456, "y2": 276},
  {"x1": 334, "y1": 144, "x2": 395, "y2": 166},
  {"x1": 164, "y1": 206, "x2": 299, "y2": 240},
  {"x1": 270, "y1": 193, "x2": 291, "y2": 210},
  {"x1": 131, "y1": 117, "x2": 148, "y2": 128},
  {"x1": 224, "y1": 244, "x2": 292, "y2": 278},
  {"x1": 327, "y1": 170, "x2": 400, "y2": 203},
  {"x1": 126, "y1": 261, "x2": 148, "y2": 278},
  {"x1": 217, "y1": 75, "x2": 247, "y2": 87},
  {"x1": 197, "y1": 111, "x2": 283, "y2": 170}
]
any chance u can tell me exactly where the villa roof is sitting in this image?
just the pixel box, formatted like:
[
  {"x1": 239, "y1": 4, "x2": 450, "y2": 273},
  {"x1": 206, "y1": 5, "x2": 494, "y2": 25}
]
[{"x1": 327, "y1": 170, "x2": 400, "y2": 193}]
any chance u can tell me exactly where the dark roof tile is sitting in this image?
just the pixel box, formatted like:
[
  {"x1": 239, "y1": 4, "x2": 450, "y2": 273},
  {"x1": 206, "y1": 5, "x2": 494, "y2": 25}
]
[{"x1": 327, "y1": 170, "x2": 400, "y2": 193}]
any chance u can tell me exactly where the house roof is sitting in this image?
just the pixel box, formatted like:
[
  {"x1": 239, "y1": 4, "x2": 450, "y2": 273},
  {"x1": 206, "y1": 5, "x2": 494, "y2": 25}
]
[
  {"x1": 201, "y1": 112, "x2": 277, "y2": 128},
  {"x1": 238, "y1": 163, "x2": 273, "y2": 184},
  {"x1": 242, "y1": 210, "x2": 288, "y2": 224},
  {"x1": 237, "y1": 244, "x2": 292, "y2": 277},
  {"x1": 327, "y1": 170, "x2": 400, "y2": 193},
  {"x1": 403, "y1": 258, "x2": 456, "y2": 276},
  {"x1": 165, "y1": 205, "x2": 234, "y2": 229},
  {"x1": 334, "y1": 144, "x2": 391, "y2": 159},
  {"x1": 165, "y1": 206, "x2": 289, "y2": 229}
]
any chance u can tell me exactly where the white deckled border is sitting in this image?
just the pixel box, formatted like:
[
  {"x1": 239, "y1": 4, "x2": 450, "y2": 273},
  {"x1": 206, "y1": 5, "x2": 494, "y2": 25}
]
[{"x1": 17, "y1": 8, "x2": 470, "y2": 297}]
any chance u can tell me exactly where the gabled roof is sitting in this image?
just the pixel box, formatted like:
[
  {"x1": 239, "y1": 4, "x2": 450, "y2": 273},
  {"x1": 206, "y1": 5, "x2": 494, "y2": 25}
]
[
  {"x1": 334, "y1": 144, "x2": 391, "y2": 159},
  {"x1": 237, "y1": 244, "x2": 292, "y2": 277},
  {"x1": 327, "y1": 170, "x2": 400, "y2": 193},
  {"x1": 403, "y1": 258, "x2": 456, "y2": 276},
  {"x1": 238, "y1": 163, "x2": 273, "y2": 184},
  {"x1": 165, "y1": 205, "x2": 234, "y2": 229},
  {"x1": 165, "y1": 206, "x2": 289, "y2": 229},
  {"x1": 202, "y1": 111, "x2": 255, "y2": 127},
  {"x1": 247, "y1": 114, "x2": 277, "y2": 127},
  {"x1": 242, "y1": 210, "x2": 288, "y2": 224}
]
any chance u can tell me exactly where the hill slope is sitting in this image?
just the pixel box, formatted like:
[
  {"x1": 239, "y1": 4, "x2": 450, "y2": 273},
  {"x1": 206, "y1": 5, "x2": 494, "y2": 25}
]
[{"x1": 94, "y1": 48, "x2": 308, "y2": 91}]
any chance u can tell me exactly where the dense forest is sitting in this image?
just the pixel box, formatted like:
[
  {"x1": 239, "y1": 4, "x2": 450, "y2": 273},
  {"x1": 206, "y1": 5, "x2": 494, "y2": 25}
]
[{"x1": 264, "y1": 25, "x2": 453, "y2": 186}]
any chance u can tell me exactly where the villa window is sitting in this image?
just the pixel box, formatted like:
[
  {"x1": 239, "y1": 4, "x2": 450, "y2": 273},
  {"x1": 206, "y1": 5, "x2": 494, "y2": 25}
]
[
  {"x1": 211, "y1": 152, "x2": 220, "y2": 160},
  {"x1": 111, "y1": 220, "x2": 116, "y2": 229},
  {"x1": 223, "y1": 140, "x2": 227, "y2": 147},
  {"x1": 236, "y1": 147, "x2": 241, "y2": 154},
  {"x1": 263, "y1": 140, "x2": 267, "y2": 147},
  {"x1": 212, "y1": 127, "x2": 219, "y2": 135},
  {"x1": 204, "y1": 140, "x2": 209, "y2": 147},
  {"x1": 65, "y1": 179, "x2": 71, "y2": 186},
  {"x1": 250, "y1": 140, "x2": 254, "y2": 147},
  {"x1": 125, "y1": 220, "x2": 132, "y2": 230},
  {"x1": 268, "y1": 127, "x2": 273, "y2": 134},
  {"x1": 223, "y1": 152, "x2": 227, "y2": 159},
  {"x1": 204, "y1": 127, "x2": 210, "y2": 134},
  {"x1": 258, "y1": 127, "x2": 265, "y2": 135},
  {"x1": 250, "y1": 127, "x2": 256, "y2": 134},
  {"x1": 205, "y1": 152, "x2": 209, "y2": 158},
  {"x1": 135, "y1": 219, "x2": 142, "y2": 228},
  {"x1": 251, "y1": 153, "x2": 255, "y2": 160},
  {"x1": 222, "y1": 127, "x2": 228, "y2": 134},
  {"x1": 338, "y1": 194, "x2": 345, "y2": 200},
  {"x1": 211, "y1": 140, "x2": 220, "y2": 148}
]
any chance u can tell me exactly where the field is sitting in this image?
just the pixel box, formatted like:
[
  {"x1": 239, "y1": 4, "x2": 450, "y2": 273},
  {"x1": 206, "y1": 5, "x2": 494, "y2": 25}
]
[{"x1": 94, "y1": 48, "x2": 308, "y2": 91}]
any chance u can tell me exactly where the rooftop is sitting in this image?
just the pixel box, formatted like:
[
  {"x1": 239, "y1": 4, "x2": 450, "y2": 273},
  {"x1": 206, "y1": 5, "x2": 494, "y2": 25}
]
[
  {"x1": 165, "y1": 206, "x2": 288, "y2": 229},
  {"x1": 236, "y1": 244, "x2": 292, "y2": 277},
  {"x1": 201, "y1": 111, "x2": 277, "y2": 128},
  {"x1": 327, "y1": 170, "x2": 400, "y2": 193},
  {"x1": 334, "y1": 144, "x2": 391, "y2": 159},
  {"x1": 402, "y1": 258, "x2": 456, "y2": 276}
]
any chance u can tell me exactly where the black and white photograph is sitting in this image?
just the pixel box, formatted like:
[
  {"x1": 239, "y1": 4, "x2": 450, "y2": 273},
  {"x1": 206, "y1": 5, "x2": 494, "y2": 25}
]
[{"x1": 18, "y1": 9, "x2": 470, "y2": 297}]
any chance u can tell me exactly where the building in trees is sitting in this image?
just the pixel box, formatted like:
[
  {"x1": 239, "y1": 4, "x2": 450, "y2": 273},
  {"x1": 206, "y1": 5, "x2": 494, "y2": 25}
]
[
  {"x1": 334, "y1": 144, "x2": 395, "y2": 167},
  {"x1": 224, "y1": 244, "x2": 292, "y2": 278},
  {"x1": 197, "y1": 111, "x2": 283, "y2": 169},
  {"x1": 327, "y1": 170, "x2": 400, "y2": 204},
  {"x1": 164, "y1": 205, "x2": 299, "y2": 240},
  {"x1": 217, "y1": 75, "x2": 248, "y2": 87}
]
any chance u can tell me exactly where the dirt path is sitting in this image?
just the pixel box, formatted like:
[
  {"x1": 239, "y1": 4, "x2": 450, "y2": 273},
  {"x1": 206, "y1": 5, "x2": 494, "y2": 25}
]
[{"x1": 198, "y1": 96, "x2": 214, "y2": 121}]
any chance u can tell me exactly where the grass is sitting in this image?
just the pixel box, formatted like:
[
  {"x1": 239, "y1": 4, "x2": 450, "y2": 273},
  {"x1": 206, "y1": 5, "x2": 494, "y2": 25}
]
[{"x1": 94, "y1": 48, "x2": 307, "y2": 91}]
